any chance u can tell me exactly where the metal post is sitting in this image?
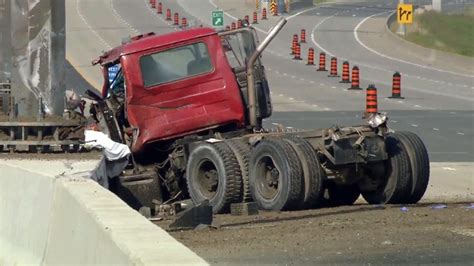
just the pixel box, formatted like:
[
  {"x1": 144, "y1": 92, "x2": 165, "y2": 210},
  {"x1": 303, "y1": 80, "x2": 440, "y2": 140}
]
[{"x1": 396, "y1": 0, "x2": 406, "y2": 36}]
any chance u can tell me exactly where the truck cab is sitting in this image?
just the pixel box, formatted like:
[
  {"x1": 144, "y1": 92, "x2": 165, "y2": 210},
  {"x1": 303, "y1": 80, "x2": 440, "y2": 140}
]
[{"x1": 92, "y1": 27, "x2": 271, "y2": 154}]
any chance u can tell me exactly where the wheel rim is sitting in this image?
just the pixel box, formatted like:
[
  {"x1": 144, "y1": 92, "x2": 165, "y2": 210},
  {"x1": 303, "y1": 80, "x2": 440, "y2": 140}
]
[
  {"x1": 255, "y1": 155, "x2": 280, "y2": 200},
  {"x1": 196, "y1": 159, "x2": 219, "y2": 199}
]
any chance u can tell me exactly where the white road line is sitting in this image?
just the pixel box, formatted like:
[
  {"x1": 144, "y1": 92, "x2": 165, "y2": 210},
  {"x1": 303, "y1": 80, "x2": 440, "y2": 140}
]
[
  {"x1": 76, "y1": 0, "x2": 112, "y2": 49},
  {"x1": 411, "y1": 124, "x2": 418, "y2": 127},
  {"x1": 354, "y1": 12, "x2": 474, "y2": 78},
  {"x1": 457, "y1": 132, "x2": 465, "y2": 136},
  {"x1": 311, "y1": 14, "x2": 337, "y2": 57},
  {"x1": 433, "y1": 128, "x2": 439, "y2": 131},
  {"x1": 110, "y1": 0, "x2": 140, "y2": 34}
]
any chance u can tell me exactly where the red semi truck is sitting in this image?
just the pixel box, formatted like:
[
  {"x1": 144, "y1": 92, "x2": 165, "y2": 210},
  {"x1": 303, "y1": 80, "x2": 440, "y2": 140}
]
[{"x1": 88, "y1": 19, "x2": 429, "y2": 213}]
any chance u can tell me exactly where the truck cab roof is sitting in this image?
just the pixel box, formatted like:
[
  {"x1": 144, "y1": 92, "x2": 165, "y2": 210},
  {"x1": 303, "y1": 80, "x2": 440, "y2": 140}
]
[{"x1": 92, "y1": 27, "x2": 217, "y2": 66}]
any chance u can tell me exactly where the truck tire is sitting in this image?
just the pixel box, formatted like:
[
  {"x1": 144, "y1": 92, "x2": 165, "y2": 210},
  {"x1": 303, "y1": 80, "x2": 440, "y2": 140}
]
[
  {"x1": 186, "y1": 142, "x2": 242, "y2": 214},
  {"x1": 226, "y1": 139, "x2": 252, "y2": 202},
  {"x1": 362, "y1": 134, "x2": 411, "y2": 204},
  {"x1": 283, "y1": 137, "x2": 325, "y2": 209},
  {"x1": 396, "y1": 131, "x2": 430, "y2": 204},
  {"x1": 326, "y1": 183, "x2": 360, "y2": 206},
  {"x1": 249, "y1": 138, "x2": 303, "y2": 211}
]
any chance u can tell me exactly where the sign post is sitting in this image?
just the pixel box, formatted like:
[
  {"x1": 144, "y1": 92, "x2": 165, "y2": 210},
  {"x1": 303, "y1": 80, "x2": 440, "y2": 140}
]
[{"x1": 212, "y1": 10, "x2": 224, "y2": 28}]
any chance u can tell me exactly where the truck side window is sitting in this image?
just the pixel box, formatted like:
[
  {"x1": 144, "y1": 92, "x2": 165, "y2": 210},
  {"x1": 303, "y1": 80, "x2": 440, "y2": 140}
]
[{"x1": 140, "y1": 42, "x2": 213, "y2": 87}]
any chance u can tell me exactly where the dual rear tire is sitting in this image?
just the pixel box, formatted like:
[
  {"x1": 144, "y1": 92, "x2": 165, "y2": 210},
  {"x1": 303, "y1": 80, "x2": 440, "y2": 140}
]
[
  {"x1": 361, "y1": 132, "x2": 430, "y2": 204},
  {"x1": 248, "y1": 137, "x2": 326, "y2": 211}
]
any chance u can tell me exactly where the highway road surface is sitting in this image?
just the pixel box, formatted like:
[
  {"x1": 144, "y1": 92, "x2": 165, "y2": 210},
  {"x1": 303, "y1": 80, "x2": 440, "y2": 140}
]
[{"x1": 66, "y1": 0, "x2": 473, "y2": 264}]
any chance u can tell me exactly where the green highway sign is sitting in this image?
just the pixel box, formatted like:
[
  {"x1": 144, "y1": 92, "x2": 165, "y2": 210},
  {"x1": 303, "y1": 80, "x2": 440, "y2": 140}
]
[{"x1": 212, "y1": 10, "x2": 224, "y2": 27}]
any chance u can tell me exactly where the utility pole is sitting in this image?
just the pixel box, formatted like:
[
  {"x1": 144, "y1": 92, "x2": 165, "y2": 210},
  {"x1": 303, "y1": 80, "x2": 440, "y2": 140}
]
[{"x1": 1, "y1": 0, "x2": 65, "y2": 117}]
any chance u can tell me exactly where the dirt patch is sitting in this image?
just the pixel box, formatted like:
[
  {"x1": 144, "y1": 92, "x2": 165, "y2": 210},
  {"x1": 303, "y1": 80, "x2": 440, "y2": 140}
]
[{"x1": 157, "y1": 203, "x2": 474, "y2": 264}]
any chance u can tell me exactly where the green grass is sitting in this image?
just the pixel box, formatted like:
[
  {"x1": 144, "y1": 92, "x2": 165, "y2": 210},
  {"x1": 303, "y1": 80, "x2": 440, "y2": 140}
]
[{"x1": 404, "y1": 9, "x2": 474, "y2": 57}]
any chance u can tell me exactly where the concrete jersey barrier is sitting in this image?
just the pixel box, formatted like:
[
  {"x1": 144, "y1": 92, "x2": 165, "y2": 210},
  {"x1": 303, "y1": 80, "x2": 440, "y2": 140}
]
[{"x1": 0, "y1": 159, "x2": 208, "y2": 265}]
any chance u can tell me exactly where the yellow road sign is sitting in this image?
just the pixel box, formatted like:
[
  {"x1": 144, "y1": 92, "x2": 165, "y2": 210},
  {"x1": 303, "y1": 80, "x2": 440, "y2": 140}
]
[{"x1": 397, "y1": 4, "x2": 413, "y2": 24}]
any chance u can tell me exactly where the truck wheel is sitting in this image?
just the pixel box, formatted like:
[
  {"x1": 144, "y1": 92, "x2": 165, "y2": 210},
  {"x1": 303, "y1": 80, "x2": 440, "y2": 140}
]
[
  {"x1": 396, "y1": 131, "x2": 430, "y2": 204},
  {"x1": 226, "y1": 139, "x2": 252, "y2": 202},
  {"x1": 283, "y1": 137, "x2": 325, "y2": 209},
  {"x1": 249, "y1": 138, "x2": 303, "y2": 211},
  {"x1": 186, "y1": 142, "x2": 242, "y2": 214},
  {"x1": 327, "y1": 183, "x2": 360, "y2": 206},
  {"x1": 362, "y1": 134, "x2": 411, "y2": 204}
]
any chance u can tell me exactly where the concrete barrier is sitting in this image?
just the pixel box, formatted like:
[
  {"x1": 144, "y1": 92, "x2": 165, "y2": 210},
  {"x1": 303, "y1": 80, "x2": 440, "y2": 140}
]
[{"x1": 0, "y1": 159, "x2": 207, "y2": 265}]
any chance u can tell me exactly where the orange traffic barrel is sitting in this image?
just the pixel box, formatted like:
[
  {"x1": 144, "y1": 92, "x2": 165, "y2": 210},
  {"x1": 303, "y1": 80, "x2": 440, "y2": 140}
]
[
  {"x1": 157, "y1": 2, "x2": 162, "y2": 14},
  {"x1": 291, "y1": 34, "x2": 298, "y2": 55},
  {"x1": 166, "y1": 9, "x2": 171, "y2": 21},
  {"x1": 293, "y1": 43, "x2": 302, "y2": 60},
  {"x1": 253, "y1": 11, "x2": 258, "y2": 24},
  {"x1": 300, "y1": 29, "x2": 306, "y2": 43},
  {"x1": 348, "y1": 66, "x2": 362, "y2": 90},
  {"x1": 262, "y1": 8, "x2": 268, "y2": 20},
  {"x1": 307, "y1": 48, "x2": 315, "y2": 65},
  {"x1": 317, "y1": 52, "x2": 327, "y2": 71},
  {"x1": 340, "y1": 61, "x2": 350, "y2": 83},
  {"x1": 366, "y1": 84, "x2": 378, "y2": 114},
  {"x1": 231, "y1": 22, "x2": 236, "y2": 30},
  {"x1": 328, "y1": 57, "x2": 339, "y2": 77},
  {"x1": 173, "y1": 13, "x2": 179, "y2": 25},
  {"x1": 181, "y1": 17, "x2": 187, "y2": 28},
  {"x1": 388, "y1": 72, "x2": 404, "y2": 99}
]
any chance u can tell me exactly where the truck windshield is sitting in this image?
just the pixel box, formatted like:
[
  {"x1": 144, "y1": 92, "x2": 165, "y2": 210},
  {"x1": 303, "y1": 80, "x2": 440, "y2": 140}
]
[{"x1": 140, "y1": 42, "x2": 213, "y2": 87}]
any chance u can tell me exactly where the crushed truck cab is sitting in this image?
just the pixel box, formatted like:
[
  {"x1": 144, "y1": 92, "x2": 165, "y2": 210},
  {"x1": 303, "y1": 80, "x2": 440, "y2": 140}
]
[
  {"x1": 93, "y1": 29, "x2": 247, "y2": 153},
  {"x1": 89, "y1": 19, "x2": 429, "y2": 214}
]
